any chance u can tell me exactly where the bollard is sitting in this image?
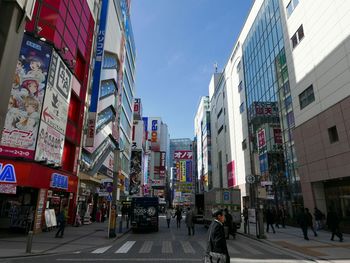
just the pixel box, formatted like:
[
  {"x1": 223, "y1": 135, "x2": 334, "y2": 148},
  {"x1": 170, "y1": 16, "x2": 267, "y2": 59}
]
[{"x1": 26, "y1": 231, "x2": 34, "y2": 253}]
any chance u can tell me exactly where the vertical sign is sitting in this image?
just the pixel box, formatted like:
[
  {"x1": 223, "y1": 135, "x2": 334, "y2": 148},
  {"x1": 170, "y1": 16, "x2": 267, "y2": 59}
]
[
  {"x1": 0, "y1": 34, "x2": 52, "y2": 159},
  {"x1": 85, "y1": 0, "x2": 109, "y2": 147}
]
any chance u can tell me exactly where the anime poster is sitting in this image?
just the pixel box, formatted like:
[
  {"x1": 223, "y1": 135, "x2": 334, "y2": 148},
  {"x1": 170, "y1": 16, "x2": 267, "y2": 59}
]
[
  {"x1": 35, "y1": 122, "x2": 65, "y2": 165},
  {"x1": 130, "y1": 151, "x2": 142, "y2": 196},
  {"x1": 40, "y1": 51, "x2": 72, "y2": 135},
  {"x1": 0, "y1": 34, "x2": 52, "y2": 159}
]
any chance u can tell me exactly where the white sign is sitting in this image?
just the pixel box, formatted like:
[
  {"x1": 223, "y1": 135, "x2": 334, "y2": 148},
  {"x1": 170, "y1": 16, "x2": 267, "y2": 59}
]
[
  {"x1": 248, "y1": 208, "x2": 256, "y2": 223},
  {"x1": 35, "y1": 121, "x2": 65, "y2": 165}
]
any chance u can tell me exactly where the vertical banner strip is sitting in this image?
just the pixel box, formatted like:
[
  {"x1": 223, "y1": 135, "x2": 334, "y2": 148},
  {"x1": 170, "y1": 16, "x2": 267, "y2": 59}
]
[{"x1": 85, "y1": 0, "x2": 109, "y2": 147}]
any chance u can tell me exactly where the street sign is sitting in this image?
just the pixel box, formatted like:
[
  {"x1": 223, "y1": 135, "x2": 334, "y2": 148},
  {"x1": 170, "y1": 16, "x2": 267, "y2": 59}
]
[
  {"x1": 106, "y1": 194, "x2": 112, "y2": 202},
  {"x1": 246, "y1": 175, "x2": 255, "y2": 184},
  {"x1": 223, "y1": 191, "x2": 230, "y2": 201}
]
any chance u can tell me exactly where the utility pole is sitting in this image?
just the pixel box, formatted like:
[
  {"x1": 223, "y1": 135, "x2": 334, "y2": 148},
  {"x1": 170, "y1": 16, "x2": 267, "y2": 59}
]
[{"x1": 0, "y1": 0, "x2": 35, "y2": 140}]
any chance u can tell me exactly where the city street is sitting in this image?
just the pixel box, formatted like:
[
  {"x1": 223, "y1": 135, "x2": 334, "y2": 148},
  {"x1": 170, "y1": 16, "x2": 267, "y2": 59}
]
[{"x1": 2, "y1": 216, "x2": 314, "y2": 263}]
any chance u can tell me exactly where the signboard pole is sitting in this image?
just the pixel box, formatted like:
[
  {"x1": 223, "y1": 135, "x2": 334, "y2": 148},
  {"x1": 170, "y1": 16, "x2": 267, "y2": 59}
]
[{"x1": 109, "y1": 147, "x2": 120, "y2": 238}]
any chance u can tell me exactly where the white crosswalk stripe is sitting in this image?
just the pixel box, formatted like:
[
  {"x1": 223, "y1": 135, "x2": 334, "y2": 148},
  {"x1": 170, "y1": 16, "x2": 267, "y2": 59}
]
[
  {"x1": 162, "y1": 240, "x2": 173, "y2": 253},
  {"x1": 234, "y1": 242, "x2": 263, "y2": 255},
  {"x1": 139, "y1": 241, "x2": 153, "y2": 253},
  {"x1": 180, "y1": 241, "x2": 195, "y2": 254},
  {"x1": 91, "y1": 245, "x2": 112, "y2": 254},
  {"x1": 115, "y1": 241, "x2": 136, "y2": 253}
]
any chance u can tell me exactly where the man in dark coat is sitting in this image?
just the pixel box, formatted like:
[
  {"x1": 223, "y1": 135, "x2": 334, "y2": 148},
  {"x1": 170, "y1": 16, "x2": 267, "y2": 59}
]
[
  {"x1": 206, "y1": 209, "x2": 230, "y2": 263},
  {"x1": 175, "y1": 207, "x2": 182, "y2": 229},
  {"x1": 327, "y1": 207, "x2": 343, "y2": 242},
  {"x1": 297, "y1": 207, "x2": 309, "y2": 240},
  {"x1": 305, "y1": 208, "x2": 317, "y2": 237},
  {"x1": 266, "y1": 208, "x2": 276, "y2": 234}
]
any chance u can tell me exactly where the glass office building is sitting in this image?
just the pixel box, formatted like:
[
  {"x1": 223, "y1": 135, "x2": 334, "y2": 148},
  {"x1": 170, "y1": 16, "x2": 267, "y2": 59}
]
[{"x1": 242, "y1": 0, "x2": 301, "y2": 213}]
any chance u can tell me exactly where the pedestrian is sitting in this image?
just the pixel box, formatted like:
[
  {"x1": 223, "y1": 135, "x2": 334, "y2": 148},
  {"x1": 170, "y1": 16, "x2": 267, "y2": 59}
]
[
  {"x1": 55, "y1": 206, "x2": 67, "y2": 238},
  {"x1": 185, "y1": 207, "x2": 195, "y2": 235},
  {"x1": 326, "y1": 206, "x2": 343, "y2": 242},
  {"x1": 165, "y1": 207, "x2": 172, "y2": 228},
  {"x1": 205, "y1": 209, "x2": 230, "y2": 263},
  {"x1": 305, "y1": 208, "x2": 317, "y2": 237},
  {"x1": 266, "y1": 208, "x2": 276, "y2": 234},
  {"x1": 272, "y1": 207, "x2": 281, "y2": 228},
  {"x1": 314, "y1": 207, "x2": 325, "y2": 230},
  {"x1": 280, "y1": 206, "x2": 287, "y2": 228},
  {"x1": 224, "y1": 208, "x2": 235, "y2": 239},
  {"x1": 174, "y1": 207, "x2": 182, "y2": 229},
  {"x1": 297, "y1": 207, "x2": 309, "y2": 240},
  {"x1": 243, "y1": 206, "x2": 248, "y2": 234}
]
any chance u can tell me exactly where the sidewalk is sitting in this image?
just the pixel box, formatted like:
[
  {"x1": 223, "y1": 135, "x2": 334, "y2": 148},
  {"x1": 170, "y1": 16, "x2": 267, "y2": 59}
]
[
  {"x1": 238, "y1": 222, "x2": 350, "y2": 261},
  {"x1": 0, "y1": 217, "x2": 131, "y2": 259}
]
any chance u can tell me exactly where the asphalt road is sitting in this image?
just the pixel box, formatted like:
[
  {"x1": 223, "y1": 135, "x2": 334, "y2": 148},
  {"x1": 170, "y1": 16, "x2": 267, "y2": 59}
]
[{"x1": 4, "y1": 216, "x2": 314, "y2": 263}]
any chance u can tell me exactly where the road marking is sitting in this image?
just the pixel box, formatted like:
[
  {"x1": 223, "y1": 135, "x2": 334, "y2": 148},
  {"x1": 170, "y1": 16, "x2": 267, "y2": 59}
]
[
  {"x1": 227, "y1": 243, "x2": 240, "y2": 254},
  {"x1": 162, "y1": 240, "x2": 173, "y2": 253},
  {"x1": 72, "y1": 251, "x2": 81, "y2": 254},
  {"x1": 198, "y1": 240, "x2": 207, "y2": 250},
  {"x1": 234, "y1": 242, "x2": 263, "y2": 255},
  {"x1": 181, "y1": 241, "x2": 195, "y2": 254},
  {"x1": 91, "y1": 245, "x2": 112, "y2": 254},
  {"x1": 139, "y1": 241, "x2": 153, "y2": 253},
  {"x1": 115, "y1": 241, "x2": 136, "y2": 253}
]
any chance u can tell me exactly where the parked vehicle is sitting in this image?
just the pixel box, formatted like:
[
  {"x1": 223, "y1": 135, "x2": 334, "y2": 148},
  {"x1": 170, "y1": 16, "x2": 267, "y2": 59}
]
[
  {"x1": 203, "y1": 188, "x2": 241, "y2": 229},
  {"x1": 130, "y1": 197, "x2": 159, "y2": 232}
]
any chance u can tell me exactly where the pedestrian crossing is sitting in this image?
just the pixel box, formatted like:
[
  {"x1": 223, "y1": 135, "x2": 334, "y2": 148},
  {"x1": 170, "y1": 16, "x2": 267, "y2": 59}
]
[{"x1": 87, "y1": 239, "x2": 284, "y2": 256}]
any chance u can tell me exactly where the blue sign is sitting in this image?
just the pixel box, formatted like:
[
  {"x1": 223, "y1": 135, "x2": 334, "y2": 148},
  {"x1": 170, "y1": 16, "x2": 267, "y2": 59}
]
[
  {"x1": 51, "y1": 173, "x2": 68, "y2": 190},
  {"x1": 0, "y1": 163, "x2": 17, "y2": 183},
  {"x1": 106, "y1": 194, "x2": 112, "y2": 202},
  {"x1": 89, "y1": 0, "x2": 109, "y2": 113},
  {"x1": 223, "y1": 191, "x2": 230, "y2": 201}
]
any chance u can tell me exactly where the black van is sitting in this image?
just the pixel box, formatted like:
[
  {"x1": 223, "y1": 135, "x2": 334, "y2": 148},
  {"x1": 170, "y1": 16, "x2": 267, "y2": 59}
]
[{"x1": 130, "y1": 197, "x2": 159, "y2": 232}]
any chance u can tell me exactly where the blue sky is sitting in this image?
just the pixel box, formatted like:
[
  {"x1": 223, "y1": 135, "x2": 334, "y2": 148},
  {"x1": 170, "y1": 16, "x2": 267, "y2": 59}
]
[{"x1": 131, "y1": 0, "x2": 253, "y2": 139}]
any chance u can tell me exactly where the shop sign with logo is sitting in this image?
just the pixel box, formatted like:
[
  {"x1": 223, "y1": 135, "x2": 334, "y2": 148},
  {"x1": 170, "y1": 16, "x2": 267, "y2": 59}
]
[{"x1": 50, "y1": 173, "x2": 68, "y2": 190}]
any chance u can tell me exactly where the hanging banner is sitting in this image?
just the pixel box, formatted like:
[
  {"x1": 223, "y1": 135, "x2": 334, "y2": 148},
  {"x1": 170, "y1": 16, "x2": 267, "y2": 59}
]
[
  {"x1": 85, "y1": 0, "x2": 109, "y2": 147},
  {"x1": 0, "y1": 34, "x2": 52, "y2": 159}
]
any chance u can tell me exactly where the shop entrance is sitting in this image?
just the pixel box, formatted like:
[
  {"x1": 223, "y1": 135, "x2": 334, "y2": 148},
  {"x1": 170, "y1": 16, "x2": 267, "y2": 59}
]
[{"x1": 0, "y1": 187, "x2": 38, "y2": 234}]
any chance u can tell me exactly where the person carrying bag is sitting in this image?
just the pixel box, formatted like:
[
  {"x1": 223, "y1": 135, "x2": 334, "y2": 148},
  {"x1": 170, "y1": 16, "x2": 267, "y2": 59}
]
[{"x1": 204, "y1": 209, "x2": 230, "y2": 263}]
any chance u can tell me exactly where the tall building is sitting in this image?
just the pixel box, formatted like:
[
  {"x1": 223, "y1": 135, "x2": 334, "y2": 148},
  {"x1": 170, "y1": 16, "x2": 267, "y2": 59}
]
[
  {"x1": 194, "y1": 96, "x2": 212, "y2": 192},
  {"x1": 201, "y1": 0, "x2": 350, "y2": 228},
  {"x1": 0, "y1": 0, "x2": 96, "y2": 232},
  {"x1": 169, "y1": 138, "x2": 194, "y2": 207},
  {"x1": 79, "y1": 0, "x2": 136, "y2": 219},
  {"x1": 284, "y1": 0, "x2": 350, "y2": 231}
]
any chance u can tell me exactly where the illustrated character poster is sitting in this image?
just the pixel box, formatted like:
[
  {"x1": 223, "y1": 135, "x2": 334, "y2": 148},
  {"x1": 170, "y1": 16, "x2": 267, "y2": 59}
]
[
  {"x1": 0, "y1": 34, "x2": 52, "y2": 159},
  {"x1": 130, "y1": 151, "x2": 142, "y2": 195}
]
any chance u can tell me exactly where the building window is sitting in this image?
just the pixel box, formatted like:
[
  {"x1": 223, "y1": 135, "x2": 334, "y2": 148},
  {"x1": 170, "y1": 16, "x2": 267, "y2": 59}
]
[
  {"x1": 236, "y1": 60, "x2": 241, "y2": 72},
  {"x1": 239, "y1": 102, "x2": 245, "y2": 113},
  {"x1": 218, "y1": 125, "x2": 224, "y2": 134},
  {"x1": 100, "y1": 79, "x2": 117, "y2": 99},
  {"x1": 103, "y1": 53, "x2": 118, "y2": 69},
  {"x1": 299, "y1": 84, "x2": 315, "y2": 110},
  {"x1": 96, "y1": 106, "x2": 115, "y2": 132},
  {"x1": 217, "y1": 108, "x2": 223, "y2": 118},
  {"x1": 238, "y1": 81, "x2": 243, "y2": 92},
  {"x1": 286, "y1": 0, "x2": 299, "y2": 18},
  {"x1": 328, "y1": 126, "x2": 339, "y2": 144},
  {"x1": 291, "y1": 25, "x2": 304, "y2": 49},
  {"x1": 242, "y1": 139, "x2": 247, "y2": 150}
]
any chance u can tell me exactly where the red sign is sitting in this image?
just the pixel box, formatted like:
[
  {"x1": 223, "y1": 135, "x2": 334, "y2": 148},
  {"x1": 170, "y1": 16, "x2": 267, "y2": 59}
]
[
  {"x1": 227, "y1": 161, "x2": 236, "y2": 187},
  {"x1": 257, "y1": 129, "x2": 266, "y2": 149},
  {"x1": 0, "y1": 159, "x2": 78, "y2": 193},
  {"x1": 273, "y1": 128, "x2": 282, "y2": 144}
]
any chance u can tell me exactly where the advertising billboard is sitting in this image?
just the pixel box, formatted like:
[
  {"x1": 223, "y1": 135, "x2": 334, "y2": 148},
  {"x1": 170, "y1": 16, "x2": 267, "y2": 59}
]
[
  {"x1": 35, "y1": 50, "x2": 72, "y2": 166},
  {"x1": 174, "y1": 150, "x2": 193, "y2": 183},
  {"x1": 133, "y1": 98, "x2": 142, "y2": 120},
  {"x1": 131, "y1": 120, "x2": 144, "y2": 150},
  {"x1": 227, "y1": 160, "x2": 236, "y2": 187},
  {"x1": 35, "y1": 121, "x2": 65, "y2": 165},
  {"x1": 0, "y1": 34, "x2": 52, "y2": 159},
  {"x1": 130, "y1": 150, "x2": 142, "y2": 195},
  {"x1": 148, "y1": 117, "x2": 161, "y2": 151}
]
